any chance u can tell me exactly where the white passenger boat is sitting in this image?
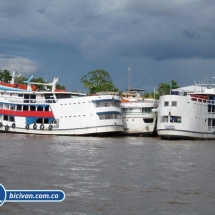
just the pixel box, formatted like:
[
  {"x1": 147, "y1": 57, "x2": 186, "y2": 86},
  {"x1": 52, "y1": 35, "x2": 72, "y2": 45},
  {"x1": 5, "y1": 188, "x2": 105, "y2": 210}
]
[
  {"x1": 120, "y1": 90, "x2": 158, "y2": 135},
  {"x1": 157, "y1": 82, "x2": 215, "y2": 139},
  {"x1": 0, "y1": 71, "x2": 124, "y2": 135}
]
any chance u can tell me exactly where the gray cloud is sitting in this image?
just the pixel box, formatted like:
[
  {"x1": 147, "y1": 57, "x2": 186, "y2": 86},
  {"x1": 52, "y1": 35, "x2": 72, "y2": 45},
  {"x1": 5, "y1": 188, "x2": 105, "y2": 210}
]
[
  {"x1": 1, "y1": 0, "x2": 215, "y2": 60},
  {"x1": 1, "y1": 0, "x2": 215, "y2": 93}
]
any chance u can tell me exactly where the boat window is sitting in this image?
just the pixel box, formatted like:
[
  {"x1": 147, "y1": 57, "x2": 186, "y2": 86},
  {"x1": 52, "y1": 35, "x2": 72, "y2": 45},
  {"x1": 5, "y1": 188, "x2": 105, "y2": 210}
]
[
  {"x1": 113, "y1": 101, "x2": 120, "y2": 107},
  {"x1": 24, "y1": 94, "x2": 30, "y2": 103},
  {"x1": 170, "y1": 116, "x2": 181, "y2": 123},
  {"x1": 17, "y1": 105, "x2": 22, "y2": 111},
  {"x1": 44, "y1": 94, "x2": 53, "y2": 98},
  {"x1": 160, "y1": 116, "x2": 168, "y2": 123},
  {"x1": 44, "y1": 94, "x2": 55, "y2": 103},
  {"x1": 3, "y1": 115, "x2": 8, "y2": 121},
  {"x1": 44, "y1": 118, "x2": 49, "y2": 124},
  {"x1": 23, "y1": 105, "x2": 29, "y2": 111},
  {"x1": 9, "y1": 116, "x2": 14, "y2": 122},
  {"x1": 143, "y1": 118, "x2": 154, "y2": 123},
  {"x1": 208, "y1": 118, "x2": 215, "y2": 127},
  {"x1": 36, "y1": 118, "x2": 43, "y2": 123},
  {"x1": 18, "y1": 94, "x2": 23, "y2": 97},
  {"x1": 4, "y1": 104, "x2": 9, "y2": 109},
  {"x1": 0, "y1": 103, "x2": 3, "y2": 109},
  {"x1": 142, "y1": 107, "x2": 153, "y2": 113},
  {"x1": 45, "y1": 106, "x2": 49, "y2": 111},
  {"x1": 164, "y1": 101, "x2": 169, "y2": 107},
  {"x1": 30, "y1": 106, "x2": 36, "y2": 111},
  {"x1": 208, "y1": 105, "x2": 215, "y2": 113},
  {"x1": 37, "y1": 106, "x2": 43, "y2": 111},
  {"x1": 95, "y1": 101, "x2": 120, "y2": 108},
  {"x1": 52, "y1": 119, "x2": 57, "y2": 124},
  {"x1": 30, "y1": 94, "x2": 36, "y2": 99},
  {"x1": 55, "y1": 94, "x2": 71, "y2": 99},
  {"x1": 99, "y1": 113, "x2": 121, "y2": 120},
  {"x1": 172, "y1": 101, "x2": 177, "y2": 106}
]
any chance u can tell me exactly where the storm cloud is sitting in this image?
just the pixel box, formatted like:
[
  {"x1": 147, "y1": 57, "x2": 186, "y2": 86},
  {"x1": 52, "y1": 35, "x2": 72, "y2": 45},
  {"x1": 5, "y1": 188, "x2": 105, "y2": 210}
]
[{"x1": 1, "y1": 0, "x2": 215, "y2": 91}]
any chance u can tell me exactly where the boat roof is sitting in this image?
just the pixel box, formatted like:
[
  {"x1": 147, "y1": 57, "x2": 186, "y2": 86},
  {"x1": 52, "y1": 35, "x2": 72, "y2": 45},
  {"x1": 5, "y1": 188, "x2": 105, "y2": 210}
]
[{"x1": 172, "y1": 85, "x2": 215, "y2": 95}]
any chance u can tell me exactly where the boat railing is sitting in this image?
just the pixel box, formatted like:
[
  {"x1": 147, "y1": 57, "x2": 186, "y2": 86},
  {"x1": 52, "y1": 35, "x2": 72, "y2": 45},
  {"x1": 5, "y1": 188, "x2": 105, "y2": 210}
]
[
  {"x1": 6, "y1": 98, "x2": 56, "y2": 104},
  {"x1": 207, "y1": 100, "x2": 215, "y2": 104},
  {"x1": 208, "y1": 126, "x2": 215, "y2": 131},
  {"x1": 190, "y1": 96, "x2": 215, "y2": 104},
  {"x1": 122, "y1": 111, "x2": 156, "y2": 115}
]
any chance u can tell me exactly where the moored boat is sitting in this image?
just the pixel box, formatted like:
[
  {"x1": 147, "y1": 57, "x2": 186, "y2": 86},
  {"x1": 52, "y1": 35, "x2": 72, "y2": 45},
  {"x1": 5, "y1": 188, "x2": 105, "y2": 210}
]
[
  {"x1": 0, "y1": 71, "x2": 124, "y2": 135},
  {"x1": 157, "y1": 80, "x2": 215, "y2": 139},
  {"x1": 120, "y1": 89, "x2": 158, "y2": 135}
]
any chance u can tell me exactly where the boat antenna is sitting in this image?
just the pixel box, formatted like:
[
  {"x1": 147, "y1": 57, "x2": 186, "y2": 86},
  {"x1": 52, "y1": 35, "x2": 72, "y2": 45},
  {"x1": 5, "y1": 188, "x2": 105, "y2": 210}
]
[
  {"x1": 128, "y1": 65, "x2": 132, "y2": 92},
  {"x1": 10, "y1": 70, "x2": 21, "y2": 84}
]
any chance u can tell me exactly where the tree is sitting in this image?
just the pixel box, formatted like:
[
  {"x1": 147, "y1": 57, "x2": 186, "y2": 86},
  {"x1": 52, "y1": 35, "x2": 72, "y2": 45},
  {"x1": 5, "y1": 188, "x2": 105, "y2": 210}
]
[
  {"x1": 0, "y1": 69, "x2": 65, "y2": 91},
  {"x1": 56, "y1": 83, "x2": 65, "y2": 90},
  {"x1": 80, "y1": 69, "x2": 118, "y2": 93},
  {"x1": 157, "y1": 80, "x2": 179, "y2": 97},
  {"x1": 31, "y1": 77, "x2": 65, "y2": 90},
  {"x1": 0, "y1": 70, "x2": 11, "y2": 82},
  {"x1": 15, "y1": 76, "x2": 28, "y2": 84}
]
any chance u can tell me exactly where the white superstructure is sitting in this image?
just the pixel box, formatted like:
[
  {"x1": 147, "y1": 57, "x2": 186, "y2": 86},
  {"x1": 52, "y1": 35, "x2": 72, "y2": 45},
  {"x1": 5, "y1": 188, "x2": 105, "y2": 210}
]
[
  {"x1": 0, "y1": 72, "x2": 124, "y2": 135},
  {"x1": 120, "y1": 90, "x2": 158, "y2": 135},
  {"x1": 157, "y1": 84, "x2": 215, "y2": 139}
]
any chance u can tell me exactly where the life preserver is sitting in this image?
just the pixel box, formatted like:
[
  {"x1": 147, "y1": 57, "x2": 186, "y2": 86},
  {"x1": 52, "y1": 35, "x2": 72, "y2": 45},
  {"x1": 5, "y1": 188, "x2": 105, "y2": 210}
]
[
  {"x1": 0, "y1": 122, "x2": 2, "y2": 127},
  {"x1": 25, "y1": 124, "x2": 29, "y2": 129},
  {"x1": 145, "y1": 126, "x2": 149, "y2": 131},
  {"x1": 5, "y1": 125, "x2": 9, "y2": 131},
  {"x1": 48, "y1": 125, "x2": 52, "y2": 130},
  {"x1": 12, "y1": 123, "x2": 16, "y2": 128},
  {"x1": 33, "y1": 123, "x2": 37, "y2": 129},
  {"x1": 40, "y1": 124, "x2": 44, "y2": 130}
]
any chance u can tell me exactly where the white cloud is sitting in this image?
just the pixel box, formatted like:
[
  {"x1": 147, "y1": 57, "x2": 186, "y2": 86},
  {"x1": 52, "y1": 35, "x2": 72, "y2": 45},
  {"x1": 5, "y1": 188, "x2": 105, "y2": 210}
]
[{"x1": 0, "y1": 56, "x2": 40, "y2": 74}]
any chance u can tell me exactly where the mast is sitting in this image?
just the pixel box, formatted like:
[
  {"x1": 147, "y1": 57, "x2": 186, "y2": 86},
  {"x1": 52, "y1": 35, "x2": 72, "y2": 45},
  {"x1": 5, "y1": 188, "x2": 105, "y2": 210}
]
[
  {"x1": 128, "y1": 65, "x2": 131, "y2": 92},
  {"x1": 10, "y1": 70, "x2": 21, "y2": 84}
]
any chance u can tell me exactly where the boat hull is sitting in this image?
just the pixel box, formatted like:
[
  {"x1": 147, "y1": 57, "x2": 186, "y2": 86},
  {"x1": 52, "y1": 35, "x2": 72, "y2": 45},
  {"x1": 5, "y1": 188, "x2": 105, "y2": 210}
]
[
  {"x1": 121, "y1": 101, "x2": 157, "y2": 135},
  {"x1": 0, "y1": 90, "x2": 124, "y2": 136},
  {"x1": 0, "y1": 124, "x2": 124, "y2": 136},
  {"x1": 157, "y1": 129, "x2": 215, "y2": 140},
  {"x1": 157, "y1": 92, "x2": 215, "y2": 140}
]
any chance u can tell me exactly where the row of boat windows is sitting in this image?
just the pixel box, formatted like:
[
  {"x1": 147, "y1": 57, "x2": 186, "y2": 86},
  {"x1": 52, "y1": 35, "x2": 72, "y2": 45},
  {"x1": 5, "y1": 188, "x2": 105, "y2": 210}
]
[
  {"x1": 0, "y1": 103, "x2": 50, "y2": 111},
  {"x1": 161, "y1": 116, "x2": 215, "y2": 125},
  {"x1": 208, "y1": 106, "x2": 215, "y2": 112},
  {"x1": 17, "y1": 94, "x2": 71, "y2": 99},
  {"x1": 123, "y1": 118, "x2": 154, "y2": 123},
  {"x1": 122, "y1": 107, "x2": 154, "y2": 113},
  {"x1": 160, "y1": 116, "x2": 182, "y2": 123},
  {"x1": 95, "y1": 101, "x2": 120, "y2": 108},
  {"x1": 99, "y1": 113, "x2": 121, "y2": 120},
  {"x1": 164, "y1": 101, "x2": 177, "y2": 107},
  {"x1": 164, "y1": 101, "x2": 215, "y2": 113},
  {"x1": 208, "y1": 119, "x2": 215, "y2": 126},
  {"x1": 1, "y1": 115, "x2": 15, "y2": 122},
  {"x1": 0, "y1": 115, "x2": 56, "y2": 124}
]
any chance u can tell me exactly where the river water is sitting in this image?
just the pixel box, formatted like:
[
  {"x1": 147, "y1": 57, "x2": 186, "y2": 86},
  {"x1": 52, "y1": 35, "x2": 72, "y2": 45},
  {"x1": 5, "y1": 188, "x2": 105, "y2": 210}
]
[{"x1": 0, "y1": 133, "x2": 215, "y2": 215}]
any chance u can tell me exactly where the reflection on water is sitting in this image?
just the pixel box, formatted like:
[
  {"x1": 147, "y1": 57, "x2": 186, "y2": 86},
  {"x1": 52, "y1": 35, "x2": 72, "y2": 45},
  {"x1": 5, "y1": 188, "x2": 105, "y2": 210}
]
[{"x1": 0, "y1": 134, "x2": 215, "y2": 215}]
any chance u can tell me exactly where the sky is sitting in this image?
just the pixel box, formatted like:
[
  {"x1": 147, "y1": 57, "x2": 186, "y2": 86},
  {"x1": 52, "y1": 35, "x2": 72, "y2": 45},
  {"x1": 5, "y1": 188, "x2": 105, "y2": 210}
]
[{"x1": 1, "y1": 0, "x2": 215, "y2": 93}]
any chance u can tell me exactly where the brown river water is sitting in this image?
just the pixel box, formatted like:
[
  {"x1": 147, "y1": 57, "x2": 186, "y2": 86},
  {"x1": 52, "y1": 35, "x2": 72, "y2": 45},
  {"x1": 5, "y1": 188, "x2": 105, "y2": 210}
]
[{"x1": 0, "y1": 133, "x2": 215, "y2": 215}]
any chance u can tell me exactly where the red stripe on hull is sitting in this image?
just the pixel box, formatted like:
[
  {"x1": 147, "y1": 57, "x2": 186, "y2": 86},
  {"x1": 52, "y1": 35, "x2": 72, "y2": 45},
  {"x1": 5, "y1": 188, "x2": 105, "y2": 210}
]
[{"x1": 0, "y1": 109, "x2": 54, "y2": 118}]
